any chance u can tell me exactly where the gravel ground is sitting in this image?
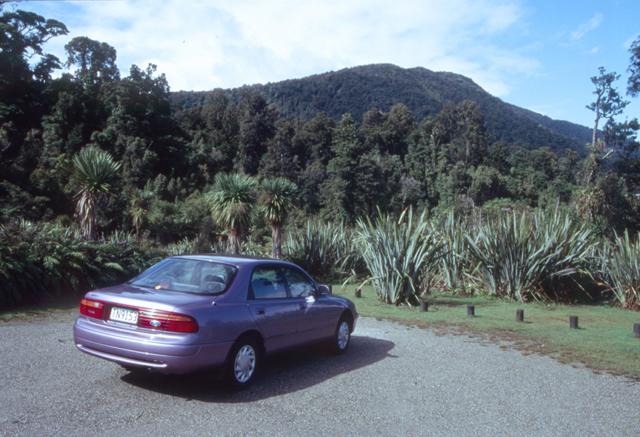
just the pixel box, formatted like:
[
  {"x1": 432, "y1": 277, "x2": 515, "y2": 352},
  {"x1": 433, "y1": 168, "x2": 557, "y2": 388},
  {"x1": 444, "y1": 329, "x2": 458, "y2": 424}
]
[{"x1": 0, "y1": 313, "x2": 639, "y2": 437}]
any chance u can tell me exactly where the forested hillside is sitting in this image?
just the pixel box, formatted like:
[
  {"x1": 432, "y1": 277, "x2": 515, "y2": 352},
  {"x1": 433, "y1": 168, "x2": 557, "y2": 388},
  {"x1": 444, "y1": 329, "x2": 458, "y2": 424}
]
[
  {"x1": 2, "y1": 4, "x2": 640, "y2": 250},
  {"x1": 4, "y1": 4, "x2": 640, "y2": 310},
  {"x1": 506, "y1": 103, "x2": 593, "y2": 144},
  {"x1": 170, "y1": 64, "x2": 591, "y2": 155}
]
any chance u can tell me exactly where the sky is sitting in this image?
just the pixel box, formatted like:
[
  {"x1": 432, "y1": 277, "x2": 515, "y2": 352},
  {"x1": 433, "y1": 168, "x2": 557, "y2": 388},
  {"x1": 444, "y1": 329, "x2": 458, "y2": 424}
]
[{"x1": 9, "y1": 0, "x2": 640, "y2": 128}]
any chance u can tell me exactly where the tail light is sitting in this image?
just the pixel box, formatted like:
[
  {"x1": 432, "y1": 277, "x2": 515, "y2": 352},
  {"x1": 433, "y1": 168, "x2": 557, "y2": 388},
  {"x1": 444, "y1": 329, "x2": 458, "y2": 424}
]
[
  {"x1": 80, "y1": 298, "x2": 105, "y2": 319},
  {"x1": 80, "y1": 299, "x2": 198, "y2": 333},
  {"x1": 138, "y1": 309, "x2": 199, "y2": 333}
]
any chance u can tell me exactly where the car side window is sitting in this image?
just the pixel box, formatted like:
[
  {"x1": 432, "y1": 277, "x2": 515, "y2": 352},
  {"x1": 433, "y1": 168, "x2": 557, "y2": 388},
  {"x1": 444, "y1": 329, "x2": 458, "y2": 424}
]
[
  {"x1": 250, "y1": 267, "x2": 288, "y2": 299},
  {"x1": 281, "y1": 266, "x2": 316, "y2": 298}
]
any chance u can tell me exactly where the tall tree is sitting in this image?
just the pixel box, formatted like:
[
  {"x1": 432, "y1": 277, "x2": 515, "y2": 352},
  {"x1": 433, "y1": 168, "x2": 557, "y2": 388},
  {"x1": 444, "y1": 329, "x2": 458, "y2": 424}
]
[
  {"x1": 0, "y1": 4, "x2": 67, "y2": 174},
  {"x1": 259, "y1": 118, "x2": 300, "y2": 182},
  {"x1": 64, "y1": 36, "x2": 119, "y2": 91},
  {"x1": 586, "y1": 67, "x2": 629, "y2": 148},
  {"x1": 320, "y1": 114, "x2": 371, "y2": 222},
  {"x1": 0, "y1": 5, "x2": 67, "y2": 87},
  {"x1": 71, "y1": 146, "x2": 121, "y2": 240},
  {"x1": 260, "y1": 177, "x2": 297, "y2": 259},
  {"x1": 207, "y1": 173, "x2": 256, "y2": 254},
  {"x1": 627, "y1": 35, "x2": 640, "y2": 98},
  {"x1": 235, "y1": 89, "x2": 277, "y2": 175},
  {"x1": 381, "y1": 103, "x2": 414, "y2": 157}
]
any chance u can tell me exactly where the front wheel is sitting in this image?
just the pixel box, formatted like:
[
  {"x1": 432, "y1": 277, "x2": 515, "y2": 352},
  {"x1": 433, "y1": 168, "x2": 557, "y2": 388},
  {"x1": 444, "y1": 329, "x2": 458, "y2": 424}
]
[
  {"x1": 226, "y1": 337, "x2": 260, "y2": 390},
  {"x1": 329, "y1": 314, "x2": 352, "y2": 355}
]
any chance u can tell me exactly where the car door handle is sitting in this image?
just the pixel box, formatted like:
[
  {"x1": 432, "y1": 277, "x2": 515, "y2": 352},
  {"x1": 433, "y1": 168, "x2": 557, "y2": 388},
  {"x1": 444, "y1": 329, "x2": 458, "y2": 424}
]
[
  {"x1": 299, "y1": 304, "x2": 306, "y2": 310},
  {"x1": 255, "y1": 308, "x2": 265, "y2": 315}
]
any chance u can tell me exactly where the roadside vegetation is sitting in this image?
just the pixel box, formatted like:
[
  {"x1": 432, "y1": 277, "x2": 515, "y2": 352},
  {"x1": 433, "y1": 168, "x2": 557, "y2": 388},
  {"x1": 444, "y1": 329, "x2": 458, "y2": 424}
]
[{"x1": 2, "y1": 1, "x2": 640, "y2": 347}]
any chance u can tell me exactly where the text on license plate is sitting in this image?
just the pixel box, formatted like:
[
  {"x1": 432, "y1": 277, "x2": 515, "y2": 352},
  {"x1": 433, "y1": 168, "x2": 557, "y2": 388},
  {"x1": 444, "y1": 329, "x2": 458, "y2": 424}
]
[{"x1": 110, "y1": 307, "x2": 138, "y2": 324}]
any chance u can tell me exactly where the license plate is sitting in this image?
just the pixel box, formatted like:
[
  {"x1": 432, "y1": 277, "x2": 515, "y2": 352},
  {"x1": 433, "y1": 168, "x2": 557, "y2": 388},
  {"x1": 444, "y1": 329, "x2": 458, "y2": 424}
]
[{"x1": 110, "y1": 307, "x2": 138, "y2": 324}]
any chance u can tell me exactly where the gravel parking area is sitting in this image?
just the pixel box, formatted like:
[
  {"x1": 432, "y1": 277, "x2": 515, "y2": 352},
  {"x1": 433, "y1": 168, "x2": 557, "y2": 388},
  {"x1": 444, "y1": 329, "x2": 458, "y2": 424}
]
[{"x1": 0, "y1": 313, "x2": 639, "y2": 436}]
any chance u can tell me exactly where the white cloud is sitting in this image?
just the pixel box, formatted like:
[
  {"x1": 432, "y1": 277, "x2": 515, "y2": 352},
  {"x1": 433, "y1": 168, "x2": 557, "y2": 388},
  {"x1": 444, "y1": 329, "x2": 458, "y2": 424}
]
[
  {"x1": 18, "y1": 0, "x2": 536, "y2": 97},
  {"x1": 624, "y1": 33, "x2": 640, "y2": 49},
  {"x1": 570, "y1": 13, "x2": 603, "y2": 43}
]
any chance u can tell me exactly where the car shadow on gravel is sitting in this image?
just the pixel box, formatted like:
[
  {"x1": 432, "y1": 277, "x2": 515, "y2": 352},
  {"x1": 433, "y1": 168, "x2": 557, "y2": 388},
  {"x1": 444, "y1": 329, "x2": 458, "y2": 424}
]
[{"x1": 120, "y1": 335, "x2": 395, "y2": 403}]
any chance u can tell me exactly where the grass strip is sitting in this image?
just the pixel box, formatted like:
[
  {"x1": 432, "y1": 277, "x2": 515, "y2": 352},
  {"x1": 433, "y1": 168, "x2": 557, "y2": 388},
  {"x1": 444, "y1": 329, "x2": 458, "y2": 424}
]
[
  {"x1": 0, "y1": 296, "x2": 81, "y2": 323},
  {"x1": 335, "y1": 285, "x2": 640, "y2": 380}
]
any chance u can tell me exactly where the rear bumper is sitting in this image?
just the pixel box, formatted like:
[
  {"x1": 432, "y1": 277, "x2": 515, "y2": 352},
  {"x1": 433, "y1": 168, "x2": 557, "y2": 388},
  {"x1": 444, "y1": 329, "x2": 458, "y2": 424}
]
[
  {"x1": 75, "y1": 343, "x2": 169, "y2": 369},
  {"x1": 73, "y1": 317, "x2": 233, "y2": 374}
]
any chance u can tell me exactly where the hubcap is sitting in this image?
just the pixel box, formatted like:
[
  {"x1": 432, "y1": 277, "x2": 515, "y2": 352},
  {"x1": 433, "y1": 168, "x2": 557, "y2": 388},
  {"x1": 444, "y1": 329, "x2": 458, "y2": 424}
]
[
  {"x1": 234, "y1": 345, "x2": 256, "y2": 383},
  {"x1": 338, "y1": 321, "x2": 349, "y2": 349}
]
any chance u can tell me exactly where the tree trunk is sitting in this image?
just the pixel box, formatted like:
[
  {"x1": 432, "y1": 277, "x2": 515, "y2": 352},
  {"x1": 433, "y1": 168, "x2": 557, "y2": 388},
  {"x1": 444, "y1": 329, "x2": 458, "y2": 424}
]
[
  {"x1": 77, "y1": 190, "x2": 97, "y2": 241},
  {"x1": 592, "y1": 96, "x2": 601, "y2": 147},
  {"x1": 271, "y1": 223, "x2": 282, "y2": 260},
  {"x1": 228, "y1": 227, "x2": 240, "y2": 254}
]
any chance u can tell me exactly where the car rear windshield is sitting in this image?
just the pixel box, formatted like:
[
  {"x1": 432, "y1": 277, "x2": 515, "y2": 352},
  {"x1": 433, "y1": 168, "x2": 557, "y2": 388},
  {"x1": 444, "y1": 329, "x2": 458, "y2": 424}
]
[{"x1": 128, "y1": 259, "x2": 237, "y2": 294}]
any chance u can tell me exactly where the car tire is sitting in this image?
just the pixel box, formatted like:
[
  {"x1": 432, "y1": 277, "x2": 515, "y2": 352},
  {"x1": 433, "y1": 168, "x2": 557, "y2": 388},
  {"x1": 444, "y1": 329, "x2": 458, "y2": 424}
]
[
  {"x1": 226, "y1": 336, "x2": 260, "y2": 390},
  {"x1": 329, "y1": 314, "x2": 352, "y2": 355}
]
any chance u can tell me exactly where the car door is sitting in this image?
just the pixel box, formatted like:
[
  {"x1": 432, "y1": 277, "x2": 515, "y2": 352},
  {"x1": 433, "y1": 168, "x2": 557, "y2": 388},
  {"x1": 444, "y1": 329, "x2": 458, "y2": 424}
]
[
  {"x1": 246, "y1": 265, "x2": 299, "y2": 353},
  {"x1": 281, "y1": 266, "x2": 341, "y2": 345}
]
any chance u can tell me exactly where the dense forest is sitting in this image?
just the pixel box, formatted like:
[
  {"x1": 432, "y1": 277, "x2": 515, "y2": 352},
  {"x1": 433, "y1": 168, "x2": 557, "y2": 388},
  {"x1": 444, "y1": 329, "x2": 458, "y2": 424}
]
[
  {"x1": 2, "y1": 4, "x2": 640, "y2": 308},
  {"x1": 170, "y1": 63, "x2": 593, "y2": 156}
]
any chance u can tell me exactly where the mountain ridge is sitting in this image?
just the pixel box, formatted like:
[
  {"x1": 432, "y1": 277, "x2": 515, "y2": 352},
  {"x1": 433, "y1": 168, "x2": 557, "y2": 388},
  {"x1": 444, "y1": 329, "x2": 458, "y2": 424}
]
[{"x1": 170, "y1": 63, "x2": 591, "y2": 154}]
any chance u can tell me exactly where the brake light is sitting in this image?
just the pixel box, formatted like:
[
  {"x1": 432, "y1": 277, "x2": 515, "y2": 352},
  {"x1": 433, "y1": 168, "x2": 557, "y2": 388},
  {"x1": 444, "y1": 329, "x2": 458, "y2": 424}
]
[
  {"x1": 80, "y1": 298, "x2": 105, "y2": 319},
  {"x1": 138, "y1": 309, "x2": 199, "y2": 333}
]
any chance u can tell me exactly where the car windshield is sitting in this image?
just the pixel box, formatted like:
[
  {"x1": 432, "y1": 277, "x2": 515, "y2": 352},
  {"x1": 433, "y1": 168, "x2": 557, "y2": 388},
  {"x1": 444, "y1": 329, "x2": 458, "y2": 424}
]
[{"x1": 128, "y1": 258, "x2": 237, "y2": 294}]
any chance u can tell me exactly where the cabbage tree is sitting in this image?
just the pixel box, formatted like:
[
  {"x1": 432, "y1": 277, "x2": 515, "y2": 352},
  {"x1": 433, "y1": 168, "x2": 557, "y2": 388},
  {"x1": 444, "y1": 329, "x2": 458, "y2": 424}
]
[
  {"x1": 71, "y1": 146, "x2": 120, "y2": 241},
  {"x1": 207, "y1": 173, "x2": 256, "y2": 254},
  {"x1": 260, "y1": 177, "x2": 297, "y2": 259}
]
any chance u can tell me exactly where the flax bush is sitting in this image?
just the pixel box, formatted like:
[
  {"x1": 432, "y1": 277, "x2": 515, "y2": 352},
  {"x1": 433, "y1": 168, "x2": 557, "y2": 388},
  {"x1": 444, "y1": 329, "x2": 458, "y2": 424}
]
[
  {"x1": 283, "y1": 221, "x2": 347, "y2": 280},
  {"x1": 599, "y1": 230, "x2": 640, "y2": 307},
  {"x1": 436, "y1": 212, "x2": 476, "y2": 293},
  {"x1": 466, "y1": 211, "x2": 595, "y2": 302},
  {"x1": 354, "y1": 208, "x2": 445, "y2": 305}
]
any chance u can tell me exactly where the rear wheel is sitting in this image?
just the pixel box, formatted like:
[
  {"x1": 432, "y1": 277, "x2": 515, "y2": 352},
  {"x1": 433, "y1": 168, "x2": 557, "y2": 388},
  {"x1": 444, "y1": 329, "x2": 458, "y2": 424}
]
[
  {"x1": 330, "y1": 314, "x2": 352, "y2": 355},
  {"x1": 226, "y1": 337, "x2": 260, "y2": 390}
]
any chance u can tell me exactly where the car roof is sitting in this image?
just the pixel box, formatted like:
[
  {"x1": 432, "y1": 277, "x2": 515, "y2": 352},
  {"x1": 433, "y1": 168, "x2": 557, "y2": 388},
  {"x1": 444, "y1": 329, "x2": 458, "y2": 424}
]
[{"x1": 172, "y1": 254, "x2": 283, "y2": 266}]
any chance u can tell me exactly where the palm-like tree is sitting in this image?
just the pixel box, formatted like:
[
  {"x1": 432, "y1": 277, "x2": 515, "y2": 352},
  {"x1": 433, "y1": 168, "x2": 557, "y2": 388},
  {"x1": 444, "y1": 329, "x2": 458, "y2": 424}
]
[
  {"x1": 72, "y1": 146, "x2": 121, "y2": 241},
  {"x1": 260, "y1": 177, "x2": 297, "y2": 259},
  {"x1": 128, "y1": 189, "x2": 152, "y2": 244},
  {"x1": 207, "y1": 173, "x2": 257, "y2": 254}
]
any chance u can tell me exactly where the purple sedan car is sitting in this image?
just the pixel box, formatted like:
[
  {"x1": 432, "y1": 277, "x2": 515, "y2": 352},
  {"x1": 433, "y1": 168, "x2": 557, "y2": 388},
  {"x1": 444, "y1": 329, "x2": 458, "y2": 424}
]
[{"x1": 73, "y1": 254, "x2": 357, "y2": 389}]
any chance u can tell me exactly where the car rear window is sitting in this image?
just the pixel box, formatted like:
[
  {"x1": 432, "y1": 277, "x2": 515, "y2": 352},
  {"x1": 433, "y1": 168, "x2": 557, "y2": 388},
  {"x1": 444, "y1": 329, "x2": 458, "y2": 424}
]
[{"x1": 129, "y1": 259, "x2": 237, "y2": 294}]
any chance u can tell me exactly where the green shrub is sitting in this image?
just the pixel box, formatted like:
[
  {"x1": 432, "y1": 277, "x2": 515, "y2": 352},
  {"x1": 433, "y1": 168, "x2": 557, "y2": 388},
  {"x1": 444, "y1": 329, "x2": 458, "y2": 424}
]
[
  {"x1": 283, "y1": 221, "x2": 349, "y2": 281},
  {"x1": 0, "y1": 222, "x2": 161, "y2": 309},
  {"x1": 466, "y1": 211, "x2": 594, "y2": 302},
  {"x1": 436, "y1": 212, "x2": 476, "y2": 293},
  {"x1": 599, "y1": 230, "x2": 640, "y2": 307},
  {"x1": 354, "y1": 208, "x2": 445, "y2": 305}
]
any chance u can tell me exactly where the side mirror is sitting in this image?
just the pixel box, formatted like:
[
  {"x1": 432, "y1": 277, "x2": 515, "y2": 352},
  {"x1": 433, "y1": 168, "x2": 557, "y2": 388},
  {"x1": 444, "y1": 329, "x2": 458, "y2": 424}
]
[{"x1": 318, "y1": 285, "x2": 331, "y2": 296}]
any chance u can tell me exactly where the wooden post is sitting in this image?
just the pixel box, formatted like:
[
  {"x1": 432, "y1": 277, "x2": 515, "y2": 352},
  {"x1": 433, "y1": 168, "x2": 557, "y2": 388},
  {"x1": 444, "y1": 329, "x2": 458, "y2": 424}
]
[
  {"x1": 570, "y1": 316, "x2": 579, "y2": 329},
  {"x1": 634, "y1": 323, "x2": 640, "y2": 338},
  {"x1": 420, "y1": 301, "x2": 428, "y2": 312},
  {"x1": 355, "y1": 288, "x2": 361, "y2": 298},
  {"x1": 467, "y1": 305, "x2": 475, "y2": 316},
  {"x1": 516, "y1": 309, "x2": 524, "y2": 322}
]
